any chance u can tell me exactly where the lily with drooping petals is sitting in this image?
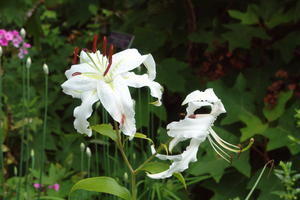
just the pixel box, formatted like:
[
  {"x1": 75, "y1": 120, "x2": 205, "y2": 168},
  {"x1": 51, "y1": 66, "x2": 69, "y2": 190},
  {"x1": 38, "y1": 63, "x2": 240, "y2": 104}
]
[
  {"x1": 61, "y1": 35, "x2": 162, "y2": 140},
  {"x1": 148, "y1": 89, "x2": 253, "y2": 179}
]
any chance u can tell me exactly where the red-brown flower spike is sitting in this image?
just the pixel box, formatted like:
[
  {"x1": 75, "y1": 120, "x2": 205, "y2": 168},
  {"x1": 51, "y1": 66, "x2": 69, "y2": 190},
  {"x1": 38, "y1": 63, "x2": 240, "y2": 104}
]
[
  {"x1": 93, "y1": 34, "x2": 97, "y2": 54},
  {"x1": 73, "y1": 46, "x2": 78, "y2": 65},
  {"x1": 103, "y1": 44, "x2": 114, "y2": 77},
  {"x1": 103, "y1": 36, "x2": 107, "y2": 57}
]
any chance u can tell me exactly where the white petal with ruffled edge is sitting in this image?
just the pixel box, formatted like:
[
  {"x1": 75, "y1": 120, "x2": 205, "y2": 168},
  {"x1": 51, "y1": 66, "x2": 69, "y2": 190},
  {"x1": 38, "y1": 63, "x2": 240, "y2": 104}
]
[
  {"x1": 122, "y1": 72, "x2": 162, "y2": 106},
  {"x1": 147, "y1": 138, "x2": 202, "y2": 179},
  {"x1": 73, "y1": 90, "x2": 99, "y2": 136},
  {"x1": 97, "y1": 76, "x2": 136, "y2": 140}
]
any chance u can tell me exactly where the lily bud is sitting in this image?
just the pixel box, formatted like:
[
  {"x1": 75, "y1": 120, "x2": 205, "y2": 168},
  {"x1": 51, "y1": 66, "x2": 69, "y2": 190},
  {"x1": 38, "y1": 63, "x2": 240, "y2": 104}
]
[
  {"x1": 14, "y1": 166, "x2": 18, "y2": 176},
  {"x1": 0, "y1": 45, "x2": 2, "y2": 57},
  {"x1": 43, "y1": 63, "x2": 49, "y2": 74},
  {"x1": 26, "y1": 57, "x2": 31, "y2": 68},
  {"x1": 20, "y1": 28, "x2": 26, "y2": 39},
  {"x1": 31, "y1": 149, "x2": 34, "y2": 157},
  {"x1": 124, "y1": 172, "x2": 128, "y2": 181},
  {"x1": 80, "y1": 143, "x2": 85, "y2": 152},
  {"x1": 86, "y1": 147, "x2": 91, "y2": 157}
]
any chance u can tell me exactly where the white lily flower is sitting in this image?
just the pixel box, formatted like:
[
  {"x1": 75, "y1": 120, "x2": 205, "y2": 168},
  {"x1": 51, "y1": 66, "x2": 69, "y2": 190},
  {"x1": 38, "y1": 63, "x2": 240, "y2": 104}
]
[
  {"x1": 61, "y1": 35, "x2": 162, "y2": 139},
  {"x1": 148, "y1": 89, "x2": 253, "y2": 179}
]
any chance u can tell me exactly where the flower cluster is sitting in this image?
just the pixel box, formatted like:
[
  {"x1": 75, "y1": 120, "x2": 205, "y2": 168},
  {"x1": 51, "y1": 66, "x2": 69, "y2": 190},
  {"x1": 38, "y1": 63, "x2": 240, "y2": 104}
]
[
  {"x1": 33, "y1": 183, "x2": 60, "y2": 192},
  {"x1": 0, "y1": 29, "x2": 31, "y2": 59},
  {"x1": 148, "y1": 89, "x2": 253, "y2": 179}
]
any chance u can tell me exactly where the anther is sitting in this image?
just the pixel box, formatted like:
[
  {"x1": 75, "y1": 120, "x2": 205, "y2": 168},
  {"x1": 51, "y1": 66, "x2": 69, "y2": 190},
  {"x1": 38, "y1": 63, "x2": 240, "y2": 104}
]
[
  {"x1": 73, "y1": 46, "x2": 78, "y2": 65},
  {"x1": 72, "y1": 72, "x2": 82, "y2": 76},
  {"x1": 230, "y1": 154, "x2": 233, "y2": 166},
  {"x1": 103, "y1": 44, "x2": 114, "y2": 76},
  {"x1": 93, "y1": 34, "x2": 97, "y2": 54},
  {"x1": 188, "y1": 115, "x2": 196, "y2": 119},
  {"x1": 103, "y1": 36, "x2": 106, "y2": 57},
  {"x1": 235, "y1": 144, "x2": 242, "y2": 161}
]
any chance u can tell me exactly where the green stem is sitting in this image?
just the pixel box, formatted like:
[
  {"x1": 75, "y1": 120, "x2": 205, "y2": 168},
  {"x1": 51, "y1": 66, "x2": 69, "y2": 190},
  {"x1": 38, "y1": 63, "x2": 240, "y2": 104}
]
[
  {"x1": 28, "y1": 149, "x2": 35, "y2": 199},
  {"x1": 37, "y1": 72, "x2": 48, "y2": 200},
  {"x1": 134, "y1": 137, "x2": 173, "y2": 174},
  {"x1": 25, "y1": 61, "x2": 30, "y2": 192},
  {"x1": 17, "y1": 43, "x2": 26, "y2": 200},
  {"x1": 0, "y1": 51, "x2": 5, "y2": 200},
  {"x1": 113, "y1": 121, "x2": 135, "y2": 199},
  {"x1": 87, "y1": 154, "x2": 90, "y2": 200}
]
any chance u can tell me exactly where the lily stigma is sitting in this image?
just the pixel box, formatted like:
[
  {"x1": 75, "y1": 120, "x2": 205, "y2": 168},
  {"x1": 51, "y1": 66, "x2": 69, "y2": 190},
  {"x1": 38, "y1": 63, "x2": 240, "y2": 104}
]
[
  {"x1": 61, "y1": 34, "x2": 162, "y2": 140},
  {"x1": 148, "y1": 89, "x2": 254, "y2": 179}
]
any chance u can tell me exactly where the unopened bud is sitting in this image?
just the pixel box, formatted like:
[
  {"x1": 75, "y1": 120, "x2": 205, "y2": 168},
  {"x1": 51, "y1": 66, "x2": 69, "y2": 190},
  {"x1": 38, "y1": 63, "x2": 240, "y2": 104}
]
[
  {"x1": 31, "y1": 149, "x2": 34, "y2": 157},
  {"x1": 80, "y1": 143, "x2": 85, "y2": 152},
  {"x1": 96, "y1": 101, "x2": 101, "y2": 109},
  {"x1": 43, "y1": 63, "x2": 49, "y2": 74},
  {"x1": 20, "y1": 28, "x2": 26, "y2": 39},
  {"x1": 14, "y1": 166, "x2": 18, "y2": 176},
  {"x1": 124, "y1": 172, "x2": 128, "y2": 181},
  {"x1": 26, "y1": 57, "x2": 31, "y2": 68},
  {"x1": 86, "y1": 147, "x2": 91, "y2": 157},
  {"x1": 0, "y1": 45, "x2": 2, "y2": 57}
]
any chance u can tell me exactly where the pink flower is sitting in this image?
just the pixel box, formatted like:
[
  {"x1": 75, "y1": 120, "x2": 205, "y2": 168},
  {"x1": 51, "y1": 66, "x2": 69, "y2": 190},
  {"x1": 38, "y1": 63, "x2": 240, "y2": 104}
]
[
  {"x1": 53, "y1": 183, "x2": 59, "y2": 192},
  {"x1": 33, "y1": 183, "x2": 44, "y2": 189},
  {"x1": 48, "y1": 183, "x2": 60, "y2": 192},
  {"x1": 12, "y1": 38, "x2": 21, "y2": 48},
  {"x1": 24, "y1": 42, "x2": 31, "y2": 48},
  {"x1": 4, "y1": 31, "x2": 13, "y2": 41},
  {"x1": 0, "y1": 29, "x2": 6, "y2": 37},
  {"x1": 0, "y1": 38, "x2": 8, "y2": 46},
  {"x1": 12, "y1": 30, "x2": 19, "y2": 36}
]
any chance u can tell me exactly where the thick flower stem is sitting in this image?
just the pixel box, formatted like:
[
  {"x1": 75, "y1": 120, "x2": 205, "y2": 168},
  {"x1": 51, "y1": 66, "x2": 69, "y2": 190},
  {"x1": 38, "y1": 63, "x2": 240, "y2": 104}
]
[{"x1": 113, "y1": 121, "x2": 135, "y2": 199}]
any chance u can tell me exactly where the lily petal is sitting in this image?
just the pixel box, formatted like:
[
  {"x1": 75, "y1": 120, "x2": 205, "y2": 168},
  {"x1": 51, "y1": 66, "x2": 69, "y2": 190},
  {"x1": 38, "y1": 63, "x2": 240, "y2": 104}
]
[
  {"x1": 73, "y1": 90, "x2": 99, "y2": 137},
  {"x1": 147, "y1": 138, "x2": 202, "y2": 179},
  {"x1": 122, "y1": 72, "x2": 162, "y2": 106},
  {"x1": 142, "y1": 54, "x2": 156, "y2": 81},
  {"x1": 97, "y1": 76, "x2": 136, "y2": 140},
  {"x1": 182, "y1": 88, "x2": 219, "y2": 105}
]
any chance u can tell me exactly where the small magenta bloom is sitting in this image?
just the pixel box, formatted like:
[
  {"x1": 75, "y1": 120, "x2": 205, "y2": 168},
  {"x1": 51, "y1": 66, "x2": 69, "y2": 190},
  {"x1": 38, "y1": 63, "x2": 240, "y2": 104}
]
[
  {"x1": 48, "y1": 183, "x2": 59, "y2": 192},
  {"x1": 33, "y1": 183, "x2": 44, "y2": 189}
]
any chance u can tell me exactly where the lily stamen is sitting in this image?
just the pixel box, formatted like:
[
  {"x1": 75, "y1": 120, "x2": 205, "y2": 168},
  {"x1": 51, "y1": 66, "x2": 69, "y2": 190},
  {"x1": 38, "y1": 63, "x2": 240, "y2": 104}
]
[
  {"x1": 93, "y1": 34, "x2": 97, "y2": 54},
  {"x1": 73, "y1": 46, "x2": 78, "y2": 65},
  {"x1": 103, "y1": 44, "x2": 114, "y2": 77},
  {"x1": 72, "y1": 72, "x2": 81, "y2": 76}
]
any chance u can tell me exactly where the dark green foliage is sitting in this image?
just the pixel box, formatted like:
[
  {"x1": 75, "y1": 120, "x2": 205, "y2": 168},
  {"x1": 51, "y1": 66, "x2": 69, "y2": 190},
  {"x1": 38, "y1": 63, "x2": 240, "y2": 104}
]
[{"x1": 1, "y1": 0, "x2": 300, "y2": 199}]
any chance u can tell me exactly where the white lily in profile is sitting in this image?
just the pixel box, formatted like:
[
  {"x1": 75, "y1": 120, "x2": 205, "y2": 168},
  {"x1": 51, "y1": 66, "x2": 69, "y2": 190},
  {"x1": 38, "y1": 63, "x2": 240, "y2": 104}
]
[
  {"x1": 61, "y1": 34, "x2": 162, "y2": 140},
  {"x1": 148, "y1": 89, "x2": 253, "y2": 179}
]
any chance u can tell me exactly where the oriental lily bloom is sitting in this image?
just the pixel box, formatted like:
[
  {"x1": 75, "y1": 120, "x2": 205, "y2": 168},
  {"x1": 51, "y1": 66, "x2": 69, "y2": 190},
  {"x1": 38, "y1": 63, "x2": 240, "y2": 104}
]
[
  {"x1": 148, "y1": 89, "x2": 253, "y2": 179},
  {"x1": 61, "y1": 35, "x2": 162, "y2": 140}
]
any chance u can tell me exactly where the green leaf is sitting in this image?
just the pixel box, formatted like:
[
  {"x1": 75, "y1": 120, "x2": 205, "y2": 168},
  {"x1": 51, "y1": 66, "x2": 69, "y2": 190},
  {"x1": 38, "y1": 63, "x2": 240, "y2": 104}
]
[
  {"x1": 68, "y1": 177, "x2": 132, "y2": 200},
  {"x1": 32, "y1": 197, "x2": 65, "y2": 200},
  {"x1": 92, "y1": 124, "x2": 117, "y2": 144},
  {"x1": 132, "y1": 27, "x2": 167, "y2": 54},
  {"x1": 173, "y1": 172, "x2": 187, "y2": 190},
  {"x1": 265, "y1": 8, "x2": 293, "y2": 29},
  {"x1": 228, "y1": 5, "x2": 259, "y2": 25},
  {"x1": 294, "y1": 0, "x2": 300, "y2": 22},
  {"x1": 263, "y1": 90, "x2": 293, "y2": 122},
  {"x1": 273, "y1": 31, "x2": 300, "y2": 63},
  {"x1": 156, "y1": 58, "x2": 188, "y2": 93},
  {"x1": 239, "y1": 115, "x2": 269, "y2": 142},
  {"x1": 88, "y1": 4, "x2": 98, "y2": 15},
  {"x1": 221, "y1": 24, "x2": 269, "y2": 51},
  {"x1": 207, "y1": 73, "x2": 255, "y2": 125},
  {"x1": 124, "y1": 132, "x2": 154, "y2": 145},
  {"x1": 141, "y1": 162, "x2": 169, "y2": 174},
  {"x1": 264, "y1": 127, "x2": 292, "y2": 151}
]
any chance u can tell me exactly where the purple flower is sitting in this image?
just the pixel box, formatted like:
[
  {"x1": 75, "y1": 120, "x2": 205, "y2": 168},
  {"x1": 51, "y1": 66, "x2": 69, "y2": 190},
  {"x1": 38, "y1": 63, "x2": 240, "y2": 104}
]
[
  {"x1": 12, "y1": 38, "x2": 21, "y2": 48},
  {"x1": 0, "y1": 29, "x2": 6, "y2": 37},
  {"x1": 53, "y1": 183, "x2": 59, "y2": 192}
]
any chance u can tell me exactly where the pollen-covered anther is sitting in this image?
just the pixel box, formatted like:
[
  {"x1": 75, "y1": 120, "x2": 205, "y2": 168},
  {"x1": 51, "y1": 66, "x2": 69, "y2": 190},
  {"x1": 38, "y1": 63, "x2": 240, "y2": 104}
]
[
  {"x1": 188, "y1": 115, "x2": 196, "y2": 119},
  {"x1": 103, "y1": 44, "x2": 114, "y2": 77},
  {"x1": 72, "y1": 72, "x2": 82, "y2": 76},
  {"x1": 93, "y1": 34, "x2": 97, "y2": 54}
]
